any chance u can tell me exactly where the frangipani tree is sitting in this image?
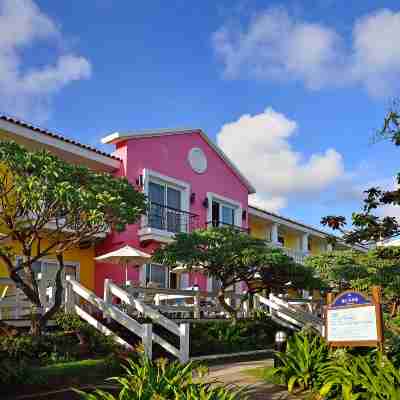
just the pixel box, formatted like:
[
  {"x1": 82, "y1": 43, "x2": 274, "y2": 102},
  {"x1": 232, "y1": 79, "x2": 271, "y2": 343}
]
[
  {"x1": 0, "y1": 141, "x2": 147, "y2": 334},
  {"x1": 153, "y1": 226, "x2": 310, "y2": 318}
]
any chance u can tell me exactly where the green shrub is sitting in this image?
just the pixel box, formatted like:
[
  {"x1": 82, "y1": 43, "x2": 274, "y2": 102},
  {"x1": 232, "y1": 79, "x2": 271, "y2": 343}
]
[
  {"x1": 319, "y1": 352, "x2": 400, "y2": 400},
  {"x1": 0, "y1": 359, "x2": 32, "y2": 385},
  {"x1": 76, "y1": 355, "x2": 246, "y2": 399},
  {"x1": 54, "y1": 311, "x2": 85, "y2": 331},
  {"x1": 190, "y1": 318, "x2": 277, "y2": 356},
  {"x1": 270, "y1": 331, "x2": 328, "y2": 393}
]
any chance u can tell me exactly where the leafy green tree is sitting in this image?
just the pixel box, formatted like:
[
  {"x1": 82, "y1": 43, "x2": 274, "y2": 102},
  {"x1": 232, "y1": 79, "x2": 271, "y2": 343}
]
[
  {"x1": 0, "y1": 141, "x2": 147, "y2": 335},
  {"x1": 153, "y1": 226, "x2": 313, "y2": 318},
  {"x1": 322, "y1": 109, "x2": 400, "y2": 245},
  {"x1": 305, "y1": 248, "x2": 400, "y2": 315}
]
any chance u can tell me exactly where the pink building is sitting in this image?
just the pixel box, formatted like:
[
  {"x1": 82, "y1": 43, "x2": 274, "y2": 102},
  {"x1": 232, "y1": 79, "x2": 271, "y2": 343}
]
[{"x1": 95, "y1": 129, "x2": 255, "y2": 295}]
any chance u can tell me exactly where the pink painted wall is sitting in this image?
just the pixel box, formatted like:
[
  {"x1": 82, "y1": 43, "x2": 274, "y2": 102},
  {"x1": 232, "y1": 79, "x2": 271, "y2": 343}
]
[{"x1": 95, "y1": 131, "x2": 249, "y2": 295}]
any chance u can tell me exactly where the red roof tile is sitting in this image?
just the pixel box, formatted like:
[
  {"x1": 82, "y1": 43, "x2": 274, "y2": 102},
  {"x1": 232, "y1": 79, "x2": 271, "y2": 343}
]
[{"x1": 0, "y1": 114, "x2": 120, "y2": 161}]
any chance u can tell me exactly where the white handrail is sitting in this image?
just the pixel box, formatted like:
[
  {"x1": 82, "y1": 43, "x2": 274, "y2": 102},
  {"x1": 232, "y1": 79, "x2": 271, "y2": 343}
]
[
  {"x1": 65, "y1": 277, "x2": 152, "y2": 356},
  {"x1": 256, "y1": 293, "x2": 323, "y2": 333},
  {"x1": 108, "y1": 282, "x2": 181, "y2": 336},
  {"x1": 107, "y1": 280, "x2": 190, "y2": 363}
]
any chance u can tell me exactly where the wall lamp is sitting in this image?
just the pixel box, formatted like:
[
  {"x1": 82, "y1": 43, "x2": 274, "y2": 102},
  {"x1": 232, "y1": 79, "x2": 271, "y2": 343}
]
[
  {"x1": 190, "y1": 192, "x2": 196, "y2": 204},
  {"x1": 202, "y1": 197, "x2": 209, "y2": 208},
  {"x1": 136, "y1": 174, "x2": 144, "y2": 187},
  {"x1": 242, "y1": 210, "x2": 247, "y2": 220}
]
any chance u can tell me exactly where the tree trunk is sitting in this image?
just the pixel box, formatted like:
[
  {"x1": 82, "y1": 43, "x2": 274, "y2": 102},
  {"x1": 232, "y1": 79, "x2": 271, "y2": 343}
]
[
  {"x1": 217, "y1": 287, "x2": 237, "y2": 320},
  {"x1": 37, "y1": 254, "x2": 65, "y2": 332}
]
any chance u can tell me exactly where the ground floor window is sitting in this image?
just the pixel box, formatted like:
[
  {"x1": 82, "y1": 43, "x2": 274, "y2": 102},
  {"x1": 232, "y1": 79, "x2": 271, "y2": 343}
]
[{"x1": 144, "y1": 264, "x2": 169, "y2": 288}]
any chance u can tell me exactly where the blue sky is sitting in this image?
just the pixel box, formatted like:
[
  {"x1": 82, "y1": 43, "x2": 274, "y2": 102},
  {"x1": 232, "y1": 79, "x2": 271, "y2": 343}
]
[{"x1": 1, "y1": 0, "x2": 400, "y2": 230}]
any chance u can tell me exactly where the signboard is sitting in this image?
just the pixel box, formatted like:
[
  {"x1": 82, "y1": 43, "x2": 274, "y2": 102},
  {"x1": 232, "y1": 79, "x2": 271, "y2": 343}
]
[
  {"x1": 331, "y1": 291, "x2": 369, "y2": 307},
  {"x1": 325, "y1": 289, "x2": 383, "y2": 348}
]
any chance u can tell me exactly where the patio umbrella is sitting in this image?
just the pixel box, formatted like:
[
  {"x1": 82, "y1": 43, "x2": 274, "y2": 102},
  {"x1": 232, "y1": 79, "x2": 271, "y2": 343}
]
[{"x1": 95, "y1": 244, "x2": 152, "y2": 284}]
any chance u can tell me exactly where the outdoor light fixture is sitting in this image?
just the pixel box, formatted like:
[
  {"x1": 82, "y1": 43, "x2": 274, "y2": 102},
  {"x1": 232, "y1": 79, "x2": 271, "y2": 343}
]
[
  {"x1": 136, "y1": 174, "x2": 144, "y2": 187},
  {"x1": 190, "y1": 192, "x2": 196, "y2": 204},
  {"x1": 202, "y1": 197, "x2": 209, "y2": 208},
  {"x1": 242, "y1": 210, "x2": 247, "y2": 220}
]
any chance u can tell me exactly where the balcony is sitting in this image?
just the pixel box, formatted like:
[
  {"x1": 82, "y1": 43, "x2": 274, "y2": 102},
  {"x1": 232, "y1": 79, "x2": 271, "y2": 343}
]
[
  {"x1": 267, "y1": 241, "x2": 308, "y2": 264},
  {"x1": 138, "y1": 202, "x2": 199, "y2": 243},
  {"x1": 206, "y1": 220, "x2": 249, "y2": 234}
]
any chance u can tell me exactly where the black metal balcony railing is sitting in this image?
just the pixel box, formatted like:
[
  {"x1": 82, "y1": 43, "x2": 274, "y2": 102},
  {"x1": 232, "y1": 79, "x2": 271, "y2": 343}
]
[
  {"x1": 206, "y1": 220, "x2": 249, "y2": 234},
  {"x1": 146, "y1": 202, "x2": 199, "y2": 233}
]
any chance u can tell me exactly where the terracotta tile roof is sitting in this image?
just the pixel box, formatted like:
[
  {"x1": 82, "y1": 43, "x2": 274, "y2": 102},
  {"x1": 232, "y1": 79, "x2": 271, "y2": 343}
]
[{"x1": 0, "y1": 114, "x2": 120, "y2": 161}]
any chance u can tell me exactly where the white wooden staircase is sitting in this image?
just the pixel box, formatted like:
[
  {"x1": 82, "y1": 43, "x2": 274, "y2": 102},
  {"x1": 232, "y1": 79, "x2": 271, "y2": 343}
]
[{"x1": 65, "y1": 277, "x2": 190, "y2": 363}]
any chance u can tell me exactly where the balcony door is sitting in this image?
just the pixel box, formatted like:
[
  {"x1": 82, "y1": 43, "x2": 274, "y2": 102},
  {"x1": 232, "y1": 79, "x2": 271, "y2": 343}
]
[
  {"x1": 211, "y1": 200, "x2": 235, "y2": 227},
  {"x1": 149, "y1": 181, "x2": 182, "y2": 232}
]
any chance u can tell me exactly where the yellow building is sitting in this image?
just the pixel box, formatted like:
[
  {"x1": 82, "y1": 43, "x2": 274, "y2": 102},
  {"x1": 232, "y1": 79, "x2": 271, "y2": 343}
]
[
  {"x1": 248, "y1": 205, "x2": 364, "y2": 264},
  {"x1": 0, "y1": 115, "x2": 121, "y2": 293}
]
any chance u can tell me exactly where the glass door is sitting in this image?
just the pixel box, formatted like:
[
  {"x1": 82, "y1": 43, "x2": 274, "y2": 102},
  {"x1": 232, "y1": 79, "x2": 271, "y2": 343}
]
[
  {"x1": 166, "y1": 186, "x2": 182, "y2": 232},
  {"x1": 149, "y1": 182, "x2": 165, "y2": 229}
]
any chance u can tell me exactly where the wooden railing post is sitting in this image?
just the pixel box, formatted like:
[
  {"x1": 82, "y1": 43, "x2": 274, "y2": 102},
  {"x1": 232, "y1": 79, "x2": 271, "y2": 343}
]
[
  {"x1": 179, "y1": 323, "x2": 190, "y2": 363},
  {"x1": 142, "y1": 323, "x2": 153, "y2": 360},
  {"x1": 65, "y1": 275, "x2": 74, "y2": 313}
]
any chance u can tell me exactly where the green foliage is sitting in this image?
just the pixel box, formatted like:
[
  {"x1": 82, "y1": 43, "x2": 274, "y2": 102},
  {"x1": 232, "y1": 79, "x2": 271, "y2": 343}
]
[
  {"x1": 0, "y1": 140, "x2": 147, "y2": 332},
  {"x1": 270, "y1": 331, "x2": 329, "y2": 393},
  {"x1": 318, "y1": 352, "x2": 400, "y2": 400},
  {"x1": 0, "y1": 316, "x2": 117, "y2": 366},
  {"x1": 0, "y1": 359, "x2": 31, "y2": 385},
  {"x1": 0, "y1": 356, "x2": 121, "y2": 389},
  {"x1": 305, "y1": 248, "x2": 400, "y2": 303},
  {"x1": 190, "y1": 319, "x2": 279, "y2": 356},
  {"x1": 153, "y1": 226, "x2": 308, "y2": 316},
  {"x1": 54, "y1": 311, "x2": 85, "y2": 331},
  {"x1": 76, "y1": 355, "x2": 246, "y2": 400}
]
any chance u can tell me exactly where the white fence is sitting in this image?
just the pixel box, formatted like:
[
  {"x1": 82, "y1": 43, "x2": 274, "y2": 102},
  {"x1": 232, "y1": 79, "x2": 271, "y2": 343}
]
[
  {"x1": 256, "y1": 293, "x2": 324, "y2": 334},
  {"x1": 65, "y1": 277, "x2": 191, "y2": 363}
]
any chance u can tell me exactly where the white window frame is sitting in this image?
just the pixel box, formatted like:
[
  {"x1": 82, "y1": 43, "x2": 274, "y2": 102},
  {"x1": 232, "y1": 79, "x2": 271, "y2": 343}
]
[
  {"x1": 206, "y1": 192, "x2": 242, "y2": 228},
  {"x1": 141, "y1": 168, "x2": 191, "y2": 234},
  {"x1": 15, "y1": 257, "x2": 80, "y2": 281},
  {"x1": 140, "y1": 263, "x2": 169, "y2": 288}
]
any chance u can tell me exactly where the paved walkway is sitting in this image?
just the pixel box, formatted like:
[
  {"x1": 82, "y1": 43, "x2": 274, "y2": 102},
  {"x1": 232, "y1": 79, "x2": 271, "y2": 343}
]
[{"x1": 208, "y1": 359, "x2": 295, "y2": 399}]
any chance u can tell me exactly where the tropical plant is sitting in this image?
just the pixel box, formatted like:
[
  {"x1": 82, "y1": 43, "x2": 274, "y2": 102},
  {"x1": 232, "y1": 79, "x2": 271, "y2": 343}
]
[
  {"x1": 153, "y1": 226, "x2": 304, "y2": 318},
  {"x1": 319, "y1": 352, "x2": 400, "y2": 400},
  {"x1": 270, "y1": 331, "x2": 328, "y2": 394},
  {"x1": 76, "y1": 355, "x2": 247, "y2": 399},
  {"x1": 0, "y1": 140, "x2": 147, "y2": 335}
]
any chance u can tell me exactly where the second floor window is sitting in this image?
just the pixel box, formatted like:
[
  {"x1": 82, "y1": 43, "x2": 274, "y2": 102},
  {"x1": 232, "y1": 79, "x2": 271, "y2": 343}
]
[
  {"x1": 149, "y1": 181, "x2": 182, "y2": 232},
  {"x1": 211, "y1": 200, "x2": 235, "y2": 227}
]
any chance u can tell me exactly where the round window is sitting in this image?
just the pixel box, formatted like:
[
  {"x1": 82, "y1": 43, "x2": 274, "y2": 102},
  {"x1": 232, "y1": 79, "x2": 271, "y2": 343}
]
[{"x1": 188, "y1": 147, "x2": 207, "y2": 174}]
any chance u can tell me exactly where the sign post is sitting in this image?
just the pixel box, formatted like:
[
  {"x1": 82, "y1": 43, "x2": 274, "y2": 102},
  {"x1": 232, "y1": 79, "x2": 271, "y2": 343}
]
[{"x1": 325, "y1": 287, "x2": 383, "y2": 349}]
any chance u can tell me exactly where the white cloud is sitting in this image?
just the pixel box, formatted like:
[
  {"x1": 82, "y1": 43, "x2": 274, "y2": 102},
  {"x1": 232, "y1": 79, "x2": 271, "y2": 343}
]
[
  {"x1": 213, "y1": 7, "x2": 400, "y2": 97},
  {"x1": 0, "y1": 0, "x2": 91, "y2": 121},
  {"x1": 351, "y1": 9, "x2": 400, "y2": 97},
  {"x1": 217, "y1": 107, "x2": 345, "y2": 212}
]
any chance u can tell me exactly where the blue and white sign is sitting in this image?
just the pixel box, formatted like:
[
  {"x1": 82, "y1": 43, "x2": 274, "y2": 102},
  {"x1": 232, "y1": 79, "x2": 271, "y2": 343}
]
[{"x1": 332, "y1": 291, "x2": 370, "y2": 307}]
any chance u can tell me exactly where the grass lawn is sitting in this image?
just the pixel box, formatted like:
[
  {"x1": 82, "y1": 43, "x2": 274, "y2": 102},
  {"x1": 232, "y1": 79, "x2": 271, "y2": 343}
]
[
  {"x1": 37, "y1": 358, "x2": 119, "y2": 382},
  {"x1": 244, "y1": 366, "x2": 269, "y2": 380},
  {"x1": 1, "y1": 357, "x2": 122, "y2": 398}
]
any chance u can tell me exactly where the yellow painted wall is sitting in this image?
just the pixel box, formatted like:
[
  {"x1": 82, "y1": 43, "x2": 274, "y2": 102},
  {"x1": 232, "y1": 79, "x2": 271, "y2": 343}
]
[
  {"x1": 282, "y1": 232, "x2": 299, "y2": 250},
  {"x1": 249, "y1": 217, "x2": 268, "y2": 240},
  {"x1": 310, "y1": 238, "x2": 324, "y2": 255},
  {"x1": 0, "y1": 239, "x2": 95, "y2": 291}
]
